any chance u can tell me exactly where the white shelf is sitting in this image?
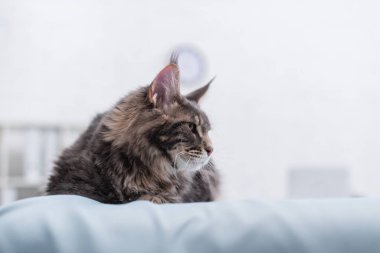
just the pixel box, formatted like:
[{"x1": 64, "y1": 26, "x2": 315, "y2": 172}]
[{"x1": 0, "y1": 125, "x2": 81, "y2": 204}]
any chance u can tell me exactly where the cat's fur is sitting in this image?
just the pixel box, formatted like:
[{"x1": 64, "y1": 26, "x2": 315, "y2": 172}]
[{"x1": 46, "y1": 54, "x2": 220, "y2": 204}]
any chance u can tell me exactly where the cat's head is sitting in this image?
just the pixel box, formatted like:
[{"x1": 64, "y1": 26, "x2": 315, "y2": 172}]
[
  {"x1": 104, "y1": 54, "x2": 214, "y2": 172},
  {"x1": 147, "y1": 54, "x2": 214, "y2": 172}
]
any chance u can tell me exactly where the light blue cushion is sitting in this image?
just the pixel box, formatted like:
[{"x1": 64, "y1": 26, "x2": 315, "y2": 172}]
[{"x1": 0, "y1": 195, "x2": 380, "y2": 253}]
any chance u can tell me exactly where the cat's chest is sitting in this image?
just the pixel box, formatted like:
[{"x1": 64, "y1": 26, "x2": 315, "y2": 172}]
[{"x1": 115, "y1": 165, "x2": 194, "y2": 202}]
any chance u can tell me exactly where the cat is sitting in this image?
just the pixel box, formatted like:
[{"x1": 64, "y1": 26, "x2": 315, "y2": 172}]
[{"x1": 46, "y1": 53, "x2": 220, "y2": 204}]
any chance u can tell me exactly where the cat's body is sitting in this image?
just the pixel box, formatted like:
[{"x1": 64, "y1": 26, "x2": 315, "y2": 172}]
[{"x1": 46, "y1": 55, "x2": 220, "y2": 204}]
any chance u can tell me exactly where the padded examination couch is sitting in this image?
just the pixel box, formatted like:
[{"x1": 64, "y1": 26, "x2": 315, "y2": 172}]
[{"x1": 0, "y1": 195, "x2": 380, "y2": 253}]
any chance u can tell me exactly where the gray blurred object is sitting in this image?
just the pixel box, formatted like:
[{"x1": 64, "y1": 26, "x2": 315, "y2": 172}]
[
  {"x1": 287, "y1": 167, "x2": 350, "y2": 198},
  {"x1": 171, "y1": 45, "x2": 206, "y2": 86}
]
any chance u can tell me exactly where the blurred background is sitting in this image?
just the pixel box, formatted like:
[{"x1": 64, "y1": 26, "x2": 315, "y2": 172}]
[{"x1": 1, "y1": 0, "x2": 380, "y2": 204}]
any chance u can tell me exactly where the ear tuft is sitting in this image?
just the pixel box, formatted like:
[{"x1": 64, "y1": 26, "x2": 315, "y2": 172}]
[
  {"x1": 170, "y1": 51, "x2": 179, "y2": 65},
  {"x1": 186, "y1": 76, "x2": 215, "y2": 103}
]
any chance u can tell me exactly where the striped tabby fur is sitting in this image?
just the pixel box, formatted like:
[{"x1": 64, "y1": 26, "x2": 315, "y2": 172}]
[{"x1": 46, "y1": 54, "x2": 220, "y2": 204}]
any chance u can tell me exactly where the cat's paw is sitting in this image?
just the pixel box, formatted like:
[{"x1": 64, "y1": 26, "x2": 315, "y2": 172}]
[{"x1": 139, "y1": 195, "x2": 167, "y2": 204}]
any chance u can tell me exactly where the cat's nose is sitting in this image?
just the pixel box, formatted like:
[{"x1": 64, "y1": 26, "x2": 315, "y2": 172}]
[{"x1": 205, "y1": 146, "x2": 214, "y2": 156}]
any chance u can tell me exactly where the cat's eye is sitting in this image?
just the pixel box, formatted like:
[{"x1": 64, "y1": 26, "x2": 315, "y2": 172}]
[{"x1": 172, "y1": 121, "x2": 198, "y2": 134}]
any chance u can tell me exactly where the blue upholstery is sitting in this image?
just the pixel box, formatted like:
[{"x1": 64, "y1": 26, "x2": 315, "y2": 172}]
[{"x1": 0, "y1": 195, "x2": 380, "y2": 253}]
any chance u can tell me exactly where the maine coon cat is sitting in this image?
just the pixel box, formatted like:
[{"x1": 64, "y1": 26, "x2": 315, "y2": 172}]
[{"x1": 46, "y1": 54, "x2": 220, "y2": 204}]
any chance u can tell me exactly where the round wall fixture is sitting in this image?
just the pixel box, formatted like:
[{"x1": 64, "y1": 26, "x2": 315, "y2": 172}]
[{"x1": 170, "y1": 46, "x2": 206, "y2": 86}]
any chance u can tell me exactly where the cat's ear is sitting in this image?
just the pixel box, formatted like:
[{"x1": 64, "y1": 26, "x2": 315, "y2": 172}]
[
  {"x1": 148, "y1": 63, "x2": 180, "y2": 110},
  {"x1": 186, "y1": 77, "x2": 215, "y2": 103}
]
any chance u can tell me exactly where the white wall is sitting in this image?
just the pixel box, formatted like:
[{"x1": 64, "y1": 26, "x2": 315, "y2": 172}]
[{"x1": 1, "y1": 0, "x2": 380, "y2": 199}]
